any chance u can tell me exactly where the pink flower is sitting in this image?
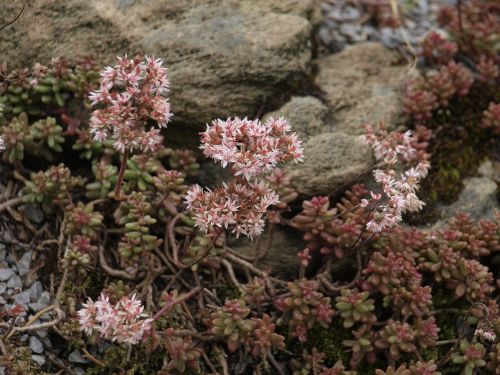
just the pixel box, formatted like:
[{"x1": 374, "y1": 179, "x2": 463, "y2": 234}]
[
  {"x1": 77, "y1": 293, "x2": 152, "y2": 345},
  {"x1": 88, "y1": 54, "x2": 172, "y2": 153}
]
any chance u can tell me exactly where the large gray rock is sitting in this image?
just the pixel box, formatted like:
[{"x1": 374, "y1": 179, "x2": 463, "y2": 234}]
[
  {"x1": 316, "y1": 42, "x2": 408, "y2": 135},
  {"x1": 264, "y1": 96, "x2": 330, "y2": 142},
  {"x1": 289, "y1": 131, "x2": 373, "y2": 196},
  {"x1": 1, "y1": 0, "x2": 314, "y2": 128}
]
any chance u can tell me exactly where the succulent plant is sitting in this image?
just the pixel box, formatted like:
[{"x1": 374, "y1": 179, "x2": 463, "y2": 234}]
[
  {"x1": 451, "y1": 341, "x2": 487, "y2": 375},
  {"x1": 487, "y1": 343, "x2": 500, "y2": 374},
  {"x1": 162, "y1": 329, "x2": 202, "y2": 373},
  {"x1": 375, "y1": 365, "x2": 410, "y2": 375},
  {"x1": 210, "y1": 299, "x2": 253, "y2": 352},
  {"x1": 276, "y1": 279, "x2": 334, "y2": 342},
  {"x1": 123, "y1": 154, "x2": 163, "y2": 193},
  {"x1": 114, "y1": 192, "x2": 162, "y2": 259},
  {"x1": 375, "y1": 320, "x2": 417, "y2": 360},
  {"x1": 61, "y1": 235, "x2": 95, "y2": 273},
  {"x1": 389, "y1": 285, "x2": 433, "y2": 317},
  {"x1": 249, "y1": 314, "x2": 285, "y2": 358},
  {"x1": 0, "y1": 112, "x2": 33, "y2": 163},
  {"x1": 64, "y1": 202, "x2": 103, "y2": 238},
  {"x1": 335, "y1": 288, "x2": 376, "y2": 328},
  {"x1": 343, "y1": 324, "x2": 377, "y2": 367},
  {"x1": 30, "y1": 117, "x2": 65, "y2": 156},
  {"x1": 85, "y1": 159, "x2": 118, "y2": 199},
  {"x1": 23, "y1": 164, "x2": 84, "y2": 211},
  {"x1": 168, "y1": 149, "x2": 199, "y2": 177},
  {"x1": 409, "y1": 360, "x2": 441, "y2": 375}
]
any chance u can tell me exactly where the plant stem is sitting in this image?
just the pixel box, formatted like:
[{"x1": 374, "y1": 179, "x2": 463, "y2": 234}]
[
  {"x1": 0, "y1": 196, "x2": 24, "y2": 212},
  {"x1": 114, "y1": 150, "x2": 129, "y2": 200}
]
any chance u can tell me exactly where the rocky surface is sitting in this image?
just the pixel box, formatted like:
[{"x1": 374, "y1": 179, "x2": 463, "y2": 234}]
[
  {"x1": 317, "y1": 0, "x2": 445, "y2": 53},
  {"x1": 0, "y1": 245, "x2": 55, "y2": 371},
  {"x1": 437, "y1": 159, "x2": 500, "y2": 221},
  {"x1": 0, "y1": 0, "x2": 315, "y2": 129},
  {"x1": 264, "y1": 43, "x2": 406, "y2": 196}
]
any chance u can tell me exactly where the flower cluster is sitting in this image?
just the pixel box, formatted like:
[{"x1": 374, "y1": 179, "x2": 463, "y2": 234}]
[
  {"x1": 359, "y1": 124, "x2": 430, "y2": 232},
  {"x1": 89, "y1": 55, "x2": 172, "y2": 153},
  {"x1": 78, "y1": 293, "x2": 153, "y2": 345},
  {"x1": 186, "y1": 116, "x2": 303, "y2": 238}
]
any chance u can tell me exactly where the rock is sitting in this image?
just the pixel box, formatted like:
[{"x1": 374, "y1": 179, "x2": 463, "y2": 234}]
[
  {"x1": 1, "y1": 0, "x2": 315, "y2": 129},
  {"x1": 7, "y1": 274, "x2": 23, "y2": 290},
  {"x1": 14, "y1": 290, "x2": 31, "y2": 305},
  {"x1": 69, "y1": 350, "x2": 89, "y2": 364},
  {"x1": 288, "y1": 131, "x2": 373, "y2": 196},
  {"x1": 230, "y1": 226, "x2": 305, "y2": 277},
  {"x1": 0, "y1": 282, "x2": 6, "y2": 294},
  {"x1": 17, "y1": 251, "x2": 32, "y2": 277},
  {"x1": 31, "y1": 355, "x2": 46, "y2": 366},
  {"x1": 28, "y1": 281, "x2": 43, "y2": 302},
  {"x1": 0, "y1": 246, "x2": 6, "y2": 261},
  {"x1": 29, "y1": 291, "x2": 51, "y2": 312},
  {"x1": 21, "y1": 205, "x2": 45, "y2": 225},
  {"x1": 0, "y1": 269, "x2": 13, "y2": 281},
  {"x1": 263, "y1": 96, "x2": 330, "y2": 142},
  {"x1": 315, "y1": 42, "x2": 408, "y2": 135},
  {"x1": 29, "y1": 336, "x2": 44, "y2": 354},
  {"x1": 439, "y1": 177, "x2": 498, "y2": 221}
]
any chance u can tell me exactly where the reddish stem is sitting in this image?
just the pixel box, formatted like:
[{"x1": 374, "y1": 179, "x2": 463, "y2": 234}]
[
  {"x1": 114, "y1": 150, "x2": 129, "y2": 200},
  {"x1": 153, "y1": 287, "x2": 200, "y2": 320}
]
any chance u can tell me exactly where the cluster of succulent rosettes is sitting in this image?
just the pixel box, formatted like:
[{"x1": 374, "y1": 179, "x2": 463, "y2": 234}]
[
  {"x1": 0, "y1": 113, "x2": 69, "y2": 163},
  {"x1": 419, "y1": 243, "x2": 494, "y2": 302},
  {"x1": 0, "y1": 57, "x2": 99, "y2": 117},
  {"x1": 342, "y1": 324, "x2": 376, "y2": 367},
  {"x1": 404, "y1": 61, "x2": 474, "y2": 123},
  {"x1": 22, "y1": 164, "x2": 84, "y2": 211},
  {"x1": 335, "y1": 289, "x2": 376, "y2": 328},
  {"x1": 242, "y1": 277, "x2": 267, "y2": 308},
  {"x1": 390, "y1": 285, "x2": 433, "y2": 317},
  {"x1": 64, "y1": 202, "x2": 103, "y2": 238},
  {"x1": 408, "y1": 360, "x2": 441, "y2": 375},
  {"x1": 123, "y1": 153, "x2": 163, "y2": 192},
  {"x1": 451, "y1": 341, "x2": 487, "y2": 374},
  {"x1": 102, "y1": 280, "x2": 133, "y2": 304},
  {"x1": 153, "y1": 169, "x2": 188, "y2": 216},
  {"x1": 362, "y1": 250, "x2": 421, "y2": 296},
  {"x1": 419, "y1": 31, "x2": 457, "y2": 66},
  {"x1": 290, "y1": 185, "x2": 370, "y2": 258},
  {"x1": 159, "y1": 328, "x2": 202, "y2": 373},
  {"x1": 374, "y1": 320, "x2": 416, "y2": 361},
  {"x1": 290, "y1": 348, "x2": 326, "y2": 375},
  {"x1": 437, "y1": 0, "x2": 500, "y2": 59},
  {"x1": 114, "y1": 192, "x2": 162, "y2": 260},
  {"x1": 85, "y1": 159, "x2": 118, "y2": 199},
  {"x1": 61, "y1": 235, "x2": 97, "y2": 273},
  {"x1": 209, "y1": 299, "x2": 285, "y2": 357},
  {"x1": 481, "y1": 102, "x2": 500, "y2": 134},
  {"x1": 275, "y1": 279, "x2": 334, "y2": 342},
  {"x1": 89, "y1": 54, "x2": 172, "y2": 153}
]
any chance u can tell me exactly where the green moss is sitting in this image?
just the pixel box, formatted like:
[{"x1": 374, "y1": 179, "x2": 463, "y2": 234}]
[{"x1": 407, "y1": 84, "x2": 500, "y2": 224}]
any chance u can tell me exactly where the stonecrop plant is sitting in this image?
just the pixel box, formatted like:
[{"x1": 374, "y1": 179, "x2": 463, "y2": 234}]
[{"x1": 0, "y1": 1, "x2": 499, "y2": 373}]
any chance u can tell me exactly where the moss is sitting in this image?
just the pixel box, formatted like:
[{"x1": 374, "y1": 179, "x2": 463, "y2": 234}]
[{"x1": 406, "y1": 83, "x2": 500, "y2": 225}]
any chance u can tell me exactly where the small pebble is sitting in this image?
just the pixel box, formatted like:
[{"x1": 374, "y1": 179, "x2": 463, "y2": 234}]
[
  {"x1": 31, "y1": 354, "x2": 46, "y2": 366},
  {"x1": 29, "y1": 291, "x2": 51, "y2": 312},
  {"x1": 14, "y1": 290, "x2": 31, "y2": 305},
  {"x1": 0, "y1": 269, "x2": 13, "y2": 281},
  {"x1": 0, "y1": 282, "x2": 6, "y2": 294},
  {"x1": 29, "y1": 336, "x2": 44, "y2": 354},
  {"x1": 69, "y1": 349, "x2": 89, "y2": 364},
  {"x1": 7, "y1": 274, "x2": 23, "y2": 290},
  {"x1": 28, "y1": 281, "x2": 43, "y2": 302},
  {"x1": 18, "y1": 251, "x2": 32, "y2": 276}
]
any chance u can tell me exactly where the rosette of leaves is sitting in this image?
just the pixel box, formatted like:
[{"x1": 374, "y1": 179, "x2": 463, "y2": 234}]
[
  {"x1": 114, "y1": 192, "x2": 162, "y2": 259},
  {"x1": 168, "y1": 149, "x2": 199, "y2": 177},
  {"x1": 102, "y1": 280, "x2": 132, "y2": 304},
  {"x1": 335, "y1": 288, "x2": 376, "y2": 328},
  {"x1": 276, "y1": 279, "x2": 334, "y2": 342},
  {"x1": 414, "y1": 317, "x2": 439, "y2": 349},
  {"x1": 85, "y1": 160, "x2": 118, "y2": 199},
  {"x1": 374, "y1": 320, "x2": 417, "y2": 360},
  {"x1": 64, "y1": 56, "x2": 100, "y2": 101},
  {"x1": 161, "y1": 330, "x2": 202, "y2": 373},
  {"x1": 30, "y1": 117, "x2": 65, "y2": 159},
  {"x1": 153, "y1": 169, "x2": 188, "y2": 218},
  {"x1": 242, "y1": 277, "x2": 267, "y2": 308},
  {"x1": 183, "y1": 230, "x2": 225, "y2": 268},
  {"x1": 123, "y1": 154, "x2": 163, "y2": 192},
  {"x1": 409, "y1": 360, "x2": 441, "y2": 375},
  {"x1": 342, "y1": 324, "x2": 376, "y2": 367},
  {"x1": 451, "y1": 341, "x2": 486, "y2": 375},
  {"x1": 210, "y1": 299, "x2": 254, "y2": 352},
  {"x1": 320, "y1": 361, "x2": 357, "y2": 375},
  {"x1": 290, "y1": 348, "x2": 325, "y2": 375},
  {"x1": 64, "y1": 202, "x2": 103, "y2": 238},
  {"x1": 61, "y1": 235, "x2": 96, "y2": 274},
  {"x1": 23, "y1": 164, "x2": 84, "y2": 211},
  {"x1": 0, "y1": 112, "x2": 34, "y2": 163},
  {"x1": 388, "y1": 285, "x2": 433, "y2": 317},
  {"x1": 249, "y1": 314, "x2": 285, "y2": 358}
]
